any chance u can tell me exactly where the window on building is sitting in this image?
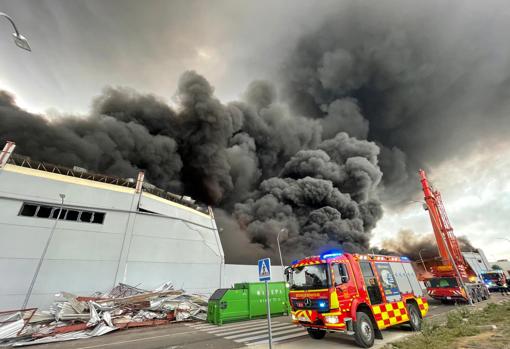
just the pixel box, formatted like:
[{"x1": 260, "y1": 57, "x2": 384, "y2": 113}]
[
  {"x1": 58, "y1": 209, "x2": 68, "y2": 219},
  {"x1": 65, "y1": 210, "x2": 79, "y2": 221},
  {"x1": 18, "y1": 202, "x2": 105, "y2": 225},
  {"x1": 51, "y1": 208, "x2": 61, "y2": 219},
  {"x1": 92, "y1": 212, "x2": 105, "y2": 224},
  {"x1": 80, "y1": 211, "x2": 92, "y2": 223},
  {"x1": 36, "y1": 206, "x2": 53, "y2": 218},
  {"x1": 20, "y1": 204, "x2": 37, "y2": 217}
]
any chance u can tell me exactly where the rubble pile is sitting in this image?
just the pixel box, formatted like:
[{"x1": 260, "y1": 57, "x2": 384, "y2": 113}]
[{"x1": 0, "y1": 282, "x2": 208, "y2": 346}]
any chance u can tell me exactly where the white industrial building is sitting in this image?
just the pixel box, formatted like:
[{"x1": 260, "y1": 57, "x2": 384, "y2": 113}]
[{"x1": 0, "y1": 142, "x2": 283, "y2": 311}]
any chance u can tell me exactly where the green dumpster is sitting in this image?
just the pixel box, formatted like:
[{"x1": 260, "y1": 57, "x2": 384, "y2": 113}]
[{"x1": 207, "y1": 281, "x2": 290, "y2": 325}]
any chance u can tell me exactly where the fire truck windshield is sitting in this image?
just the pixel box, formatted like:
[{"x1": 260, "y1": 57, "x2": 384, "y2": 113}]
[
  {"x1": 426, "y1": 277, "x2": 458, "y2": 288},
  {"x1": 288, "y1": 264, "x2": 329, "y2": 290}
]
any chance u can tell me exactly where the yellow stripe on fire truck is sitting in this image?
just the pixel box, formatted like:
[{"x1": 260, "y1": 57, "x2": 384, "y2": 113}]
[
  {"x1": 292, "y1": 261, "x2": 322, "y2": 267},
  {"x1": 292, "y1": 310, "x2": 313, "y2": 322}
]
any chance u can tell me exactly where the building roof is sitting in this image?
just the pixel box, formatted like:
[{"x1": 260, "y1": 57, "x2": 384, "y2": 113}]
[{"x1": 6, "y1": 153, "x2": 209, "y2": 215}]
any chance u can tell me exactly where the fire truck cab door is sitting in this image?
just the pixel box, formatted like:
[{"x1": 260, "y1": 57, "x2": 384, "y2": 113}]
[
  {"x1": 332, "y1": 262, "x2": 357, "y2": 302},
  {"x1": 360, "y1": 261, "x2": 384, "y2": 305}
]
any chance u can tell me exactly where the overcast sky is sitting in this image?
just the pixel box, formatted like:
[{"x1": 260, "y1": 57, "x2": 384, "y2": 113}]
[
  {"x1": 1, "y1": 0, "x2": 510, "y2": 260},
  {"x1": 0, "y1": 0, "x2": 337, "y2": 113},
  {"x1": 372, "y1": 139, "x2": 510, "y2": 262}
]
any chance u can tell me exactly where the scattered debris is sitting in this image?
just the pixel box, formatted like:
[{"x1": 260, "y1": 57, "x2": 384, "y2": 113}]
[
  {"x1": 0, "y1": 282, "x2": 208, "y2": 346},
  {"x1": 0, "y1": 308, "x2": 36, "y2": 342}
]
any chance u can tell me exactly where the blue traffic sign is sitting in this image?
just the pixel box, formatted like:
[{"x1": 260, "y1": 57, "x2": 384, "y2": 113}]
[{"x1": 258, "y1": 258, "x2": 271, "y2": 281}]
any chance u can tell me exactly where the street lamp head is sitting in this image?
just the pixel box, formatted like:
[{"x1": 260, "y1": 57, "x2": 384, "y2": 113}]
[
  {"x1": 12, "y1": 32, "x2": 30, "y2": 51},
  {"x1": 278, "y1": 228, "x2": 288, "y2": 240},
  {"x1": 1, "y1": 12, "x2": 31, "y2": 51}
]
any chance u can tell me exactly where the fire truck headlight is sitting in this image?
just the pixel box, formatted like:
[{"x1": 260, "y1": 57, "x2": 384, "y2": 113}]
[
  {"x1": 325, "y1": 316, "x2": 339, "y2": 324},
  {"x1": 291, "y1": 313, "x2": 297, "y2": 321}
]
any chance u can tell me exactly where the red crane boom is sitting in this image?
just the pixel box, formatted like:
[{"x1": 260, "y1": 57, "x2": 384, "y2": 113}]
[
  {"x1": 418, "y1": 169, "x2": 468, "y2": 278},
  {"x1": 418, "y1": 169, "x2": 490, "y2": 304}
]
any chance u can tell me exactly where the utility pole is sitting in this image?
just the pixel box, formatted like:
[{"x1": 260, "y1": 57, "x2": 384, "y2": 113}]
[
  {"x1": 418, "y1": 249, "x2": 427, "y2": 271},
  {"x1": 277, "y1": 229, "x2": 286, "y2": 278}
]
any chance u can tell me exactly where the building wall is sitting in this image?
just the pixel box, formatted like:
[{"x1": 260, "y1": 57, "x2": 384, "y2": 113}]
[
  {"x1": 490, "y1": 260, "x2": 510, "y2": 277},
  {"x1": 462, "y1": 251, "x2": 491, "y2": 277},
  {"x1": 0, "y1": 164, "x2": 224, "y2": 310}
]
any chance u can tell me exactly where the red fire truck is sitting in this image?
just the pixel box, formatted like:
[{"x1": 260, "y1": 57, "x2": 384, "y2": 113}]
[{"x1": 287, "y1": 250, "x2": 428, "y2": 348}]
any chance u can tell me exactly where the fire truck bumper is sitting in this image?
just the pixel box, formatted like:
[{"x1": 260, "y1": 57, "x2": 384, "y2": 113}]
[
  {"x1": 291, "y1": 310, "x2": 353, "y2": 333},
  {"x1": 427, "y1": 287, "x2": 467, "y2": 301}
]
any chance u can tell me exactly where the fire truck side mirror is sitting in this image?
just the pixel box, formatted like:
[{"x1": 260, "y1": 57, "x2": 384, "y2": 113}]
[{"x1": 284, "y1": 266, "x2": 291, "y2": 280}]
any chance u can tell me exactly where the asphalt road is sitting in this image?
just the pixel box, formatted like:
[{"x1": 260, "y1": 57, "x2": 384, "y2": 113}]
[{"x1": 18, "y1": 294, "x2": 508, "y2": 349}]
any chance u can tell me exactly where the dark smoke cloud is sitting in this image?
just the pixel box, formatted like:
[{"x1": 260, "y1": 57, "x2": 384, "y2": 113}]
[
  {"x1": 1, "y1": 71, "x2": 383, "y2": 263},
  {"x1": 382, "y1": 229, "x2": 476, "y2": 262},
  {"x1": 3, "y1": 1, "x2": 507, "y2": 263},
  {"x1": 234, "y1": 133, "x2": 383, "y2": 262},
  {"x1": 0, "y1": 91, "x2": 183, "y2": 191},
  {"x1": 280, "y1": 1, "x2": 510, "y2": 205}
]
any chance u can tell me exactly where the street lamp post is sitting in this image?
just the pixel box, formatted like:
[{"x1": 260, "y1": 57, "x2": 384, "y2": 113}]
[
  {"x1": 277, "y1": 229, "x2": 286, "y2": 278},
  {"x1": 22, "y1": 194, "x2": 65, "y2": 309},
  {"x1": 0, "y1": 12, "x2": 31, "y2": 51},
  {"x1": 418, "y1": 249, "x2": 428, "y2": 271}
]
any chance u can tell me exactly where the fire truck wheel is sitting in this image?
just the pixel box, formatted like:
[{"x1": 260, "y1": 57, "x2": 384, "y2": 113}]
[
  {"x1": 354, "y1": 312, "x2": 375, "y2": 348},
  {"x1": 407, "y1": 304, "x2": 422, "y2": 331},
  {"x1": 476, "y1": 290, "x2": 483, "y2": 302},
  {"x1": 483, "y1": 288, "x2": 490, "y2": 300},
  {"x1": 306, "y1": 328, "x2": 327, "y2": 339},
  {"x1": 470, "y1": 290, "x2": 479, "y2": 303}
]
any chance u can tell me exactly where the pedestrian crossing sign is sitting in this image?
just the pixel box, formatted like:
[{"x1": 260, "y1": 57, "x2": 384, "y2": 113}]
[{"x1": 258, "y1": 258, "x2": 271, "y2": 281}]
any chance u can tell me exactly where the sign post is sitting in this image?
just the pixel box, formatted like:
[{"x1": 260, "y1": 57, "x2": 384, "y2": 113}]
[{"x1": 258, "y1": 258, "x2": 272, "y2": 349}]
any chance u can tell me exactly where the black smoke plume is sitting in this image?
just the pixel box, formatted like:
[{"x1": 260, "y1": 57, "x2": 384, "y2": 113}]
[
  {"x1": 1, "y1": 71, "x2": 381, "y2": 263},
  {"x1": 2, "y1": 1, "x2": 507, "y2": 262},
  {"x1": 381, "y1": 229, "x2": 476, "y2": 262},
  {"x1": 280, "y1": 1, "x2": 510, "y2": 206}
]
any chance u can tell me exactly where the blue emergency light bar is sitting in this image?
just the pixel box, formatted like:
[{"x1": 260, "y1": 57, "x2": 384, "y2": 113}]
[
  {"x1": 400, "y1": 256, "x2": 410, "y2": 261},
  {"x1": 320, "y1": 250, "x2": 344, "y2": 260},
  {"x1": 291, "y1": 259, "x2": 299, "y2": 265}
]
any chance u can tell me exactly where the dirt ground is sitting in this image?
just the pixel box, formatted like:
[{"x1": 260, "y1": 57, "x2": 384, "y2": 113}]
[{"x1": 386, "y1": 300, "x2": 510, "y2": 349}]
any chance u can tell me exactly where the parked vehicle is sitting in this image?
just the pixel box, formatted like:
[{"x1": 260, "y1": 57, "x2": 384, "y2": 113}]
[
  {"x1": 419, "y1": 170, "x2": 490, "y2": 303},
  {"x1": 481, "y1": 270, "x2": 509, "y2": 293},
  {"x1": 287, "y1": 250, "x2": 428, "y2": 348}
]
